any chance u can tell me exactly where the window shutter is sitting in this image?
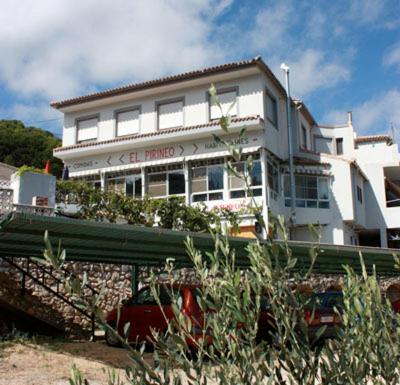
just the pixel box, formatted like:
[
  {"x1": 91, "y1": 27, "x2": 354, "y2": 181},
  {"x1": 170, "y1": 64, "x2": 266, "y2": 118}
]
[
  {"x1": 77, "y1": 117, "x2": 98, "y2": 142},
  {"x1": 158, "y1": 100, "x2": 183, "y2": 130},
  {"x1": 117, "y1": 109, "x2": 139, "y2": 136},
  {"x1": 210, "y1": 90, "x2": 237, "y2": 120}
]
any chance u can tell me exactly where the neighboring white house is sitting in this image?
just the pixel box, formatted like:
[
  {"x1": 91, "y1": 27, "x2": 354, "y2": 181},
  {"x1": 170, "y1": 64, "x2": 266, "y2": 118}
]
[{"x1": 51, "y1": 57, "x2": 400, "y2": 248}]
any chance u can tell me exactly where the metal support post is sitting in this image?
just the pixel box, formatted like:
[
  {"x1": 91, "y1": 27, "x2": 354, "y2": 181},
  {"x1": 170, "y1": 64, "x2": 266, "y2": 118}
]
[{"x1": 131, "y1": 264, "x2": 139, "y2": 296}]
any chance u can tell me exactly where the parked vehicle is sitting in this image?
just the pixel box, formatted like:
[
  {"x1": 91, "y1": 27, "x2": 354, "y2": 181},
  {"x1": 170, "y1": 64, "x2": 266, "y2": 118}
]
[
  {"x1": 304, "y1": 291, "x2": 343, "y2": 340},
  {"x1": 105, "y1": 284, "x2": 208, "y2": 348}
]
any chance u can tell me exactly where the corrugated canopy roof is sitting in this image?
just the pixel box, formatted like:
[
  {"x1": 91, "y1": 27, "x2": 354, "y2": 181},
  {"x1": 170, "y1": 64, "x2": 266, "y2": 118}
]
[{"x1": 0, "y1": 213, "x2": 399, "y2": 276}]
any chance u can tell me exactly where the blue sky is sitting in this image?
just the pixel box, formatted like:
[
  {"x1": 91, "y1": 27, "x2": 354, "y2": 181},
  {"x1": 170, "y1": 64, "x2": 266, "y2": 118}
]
[{"x1": 0, "y1": 0, "x2": 399, "y2": 138}]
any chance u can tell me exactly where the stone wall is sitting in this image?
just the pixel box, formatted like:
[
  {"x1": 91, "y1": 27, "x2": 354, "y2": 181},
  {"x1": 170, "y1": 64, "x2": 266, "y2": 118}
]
[
  {"x1": 1, "y1": 257, "x2": 399, "y2": 333},
  {"x1": 0, "y1": 258, "x2": 137, "y2": 329}
]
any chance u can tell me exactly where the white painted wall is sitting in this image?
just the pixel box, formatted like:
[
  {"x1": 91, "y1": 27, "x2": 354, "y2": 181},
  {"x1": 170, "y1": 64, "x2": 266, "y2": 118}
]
[{"x1": 62, "y1": 74, "x2": 264, "y2": 147}]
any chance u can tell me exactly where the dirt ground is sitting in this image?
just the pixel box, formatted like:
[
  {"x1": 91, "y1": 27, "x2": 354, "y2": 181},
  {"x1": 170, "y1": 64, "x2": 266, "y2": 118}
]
[{"x1": 0, "y1": 339, "x2": 152, "y2": 385}]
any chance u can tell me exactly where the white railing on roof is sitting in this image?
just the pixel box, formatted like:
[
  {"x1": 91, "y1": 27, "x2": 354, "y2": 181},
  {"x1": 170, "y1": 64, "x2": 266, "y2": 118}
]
[{"x1": 0, "y1": 187, "x2": 54, "y2": 216}]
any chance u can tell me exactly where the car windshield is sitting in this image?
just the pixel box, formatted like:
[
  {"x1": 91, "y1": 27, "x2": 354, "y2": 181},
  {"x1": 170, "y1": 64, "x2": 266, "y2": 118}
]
[{"x1": 311, "y1": 293, "x2": 343, "y2": 309}]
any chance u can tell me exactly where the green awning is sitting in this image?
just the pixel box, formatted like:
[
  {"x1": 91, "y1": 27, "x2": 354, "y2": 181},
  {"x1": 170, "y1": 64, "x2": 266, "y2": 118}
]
[{"x1": 0, "y1": 212, "x2": 399, "y2": 276}]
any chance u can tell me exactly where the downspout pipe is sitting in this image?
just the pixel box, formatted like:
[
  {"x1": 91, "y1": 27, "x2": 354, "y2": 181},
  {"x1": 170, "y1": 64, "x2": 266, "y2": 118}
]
[{"x1": 281, "y1": 63, "x2": 296, "y2": 230}]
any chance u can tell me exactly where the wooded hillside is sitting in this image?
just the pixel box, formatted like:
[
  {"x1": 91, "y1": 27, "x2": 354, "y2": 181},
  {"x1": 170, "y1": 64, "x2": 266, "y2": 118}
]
[{"x1": 0, "y1": 120, "x2": 62, "y2": 177}]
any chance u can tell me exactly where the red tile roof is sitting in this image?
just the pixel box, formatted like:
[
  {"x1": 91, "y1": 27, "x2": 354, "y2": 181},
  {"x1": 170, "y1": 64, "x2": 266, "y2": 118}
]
[
  {"x1": 54, "y1": 115, "x2": 262, "y2": 153},
  {"x1": 50, "y1": 57, "x2": 286, "y2": 109},
  {"x1": 355, "y1": 135, "x2": 392, "y2": 145}
]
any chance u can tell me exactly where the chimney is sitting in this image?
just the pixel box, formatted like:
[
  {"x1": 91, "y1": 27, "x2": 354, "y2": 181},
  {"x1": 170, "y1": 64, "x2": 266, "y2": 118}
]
[{"x1": 347, "y1": 111, "x2": 353, "y2": 126}]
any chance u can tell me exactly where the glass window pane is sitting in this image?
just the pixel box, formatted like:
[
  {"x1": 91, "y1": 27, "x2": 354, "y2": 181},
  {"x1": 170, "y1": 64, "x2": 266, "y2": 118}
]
[
  {"x1": 209, "y1": 192, "x2": 223, "y2": 200},
  {"x1": 296, "y1": 199, "x2": 306, "y2": 208},
  {"x1": 192, "y1": 179, "x2": 207, "y2": 193},
  {"x1": 126, "y1": 180, "x2": 133, "y2": 197},
  {"x1": 283, "y1": 175, "x2": 290, "y2": 197},
  {"x1": 168, "y1": 172, "x2": 185, "y2": 195},
  {"x1": 306, "y1": 200, "x2": 317, "y2": 208},
  {"x1": 148, "y1": 173, "x2": 166, "y2": 197},
  {"x1": 192, "y1": 193, "x2": 207, "y2": 202},
  {"x1": 229, "y1": 175, "x2": 245, "y2": 189},
  {"x1": 208, "y1": 167, "x2": 223, "y2": 191},
  {"x1": 252, "y1": 188, "x2": 262, "y2": 197},
  {"x1": 318, "y1": 178, "x2": 329, "y2": 200},
  {"x1": 251, "y1": 162, "x2": 262, "y2": 186},
  {"x1": 319, "y1": 201, "x2": 330, "y2": 209},
  {"x1": 135, "y1": 177, "x2": 142, "y2": 198},
  {"x1": 230, "y1": 190, "x2": 245, "y2": 199}
]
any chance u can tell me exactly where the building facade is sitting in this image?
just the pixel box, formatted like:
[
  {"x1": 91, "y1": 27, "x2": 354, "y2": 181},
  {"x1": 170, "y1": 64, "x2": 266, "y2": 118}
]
[{"x1": 52, "y1": 57, "x2": 400, "y2": 248}]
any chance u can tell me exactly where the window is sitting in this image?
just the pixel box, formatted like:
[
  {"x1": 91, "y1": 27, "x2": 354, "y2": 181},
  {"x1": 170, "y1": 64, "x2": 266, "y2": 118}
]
[
  {"x1": 301, "y1": 125, "x2": 308, "y2": 149},
  {"x1": 314, "y1": 136, "x2": 333, "y2": 154},
  {"x1": 77, "y1": 116, "x2": 98, "y2": 143},
  {"x1": 336, "y1": 138, "x2": 344, "y2": 155},
  {"x1": 265, "y1": 90, "x2": 278, "y2": 127},
  {"x1": 209, "y1": 88, "x2": 238, "y2": 120},
  {"x1": 284, "y1": 174, "x2": 330, "y2": 209},
  {"x1": 116, "y1": 108, "x2": 140, "y2": 136},
  {"x1": 191, "y1": 163, "x2": 224, "y2": 202},
  {"x1": 107, "y1": 174, "x2": 142, "y2": 198},
  {"x1": 267, "y1": 159, "x2": 279, "y2": 200},
  {"x1": 157, "y1": 99, "x2": 183, "y2": 130},
  {"x1": 148, "y1": 166, "x2": 185, "y2": 197},
  {"x1": 228, "y1": 160, "x2": 262, "y2": 199},
  {"x1": 357, "y1": 185, "x2": 363, "y2": 204}
]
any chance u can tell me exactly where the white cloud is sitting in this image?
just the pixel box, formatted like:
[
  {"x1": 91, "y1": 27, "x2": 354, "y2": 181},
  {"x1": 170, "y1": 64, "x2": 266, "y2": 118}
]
[
  {"x1": 0, "y1": 0, "x2": 230, "y2": 100},
  {"x1": 324, "y1": 89, "x2": 400, "y2": 135},
  {"x1": 281, "y1": 49, "x2": 351, "y2": 97},
  {"x1": 384, "y1": 43, "x2": 400, "y2": 71},
  {"x1": 348, "y1": 0, "x2": 386, "y2": 23}
]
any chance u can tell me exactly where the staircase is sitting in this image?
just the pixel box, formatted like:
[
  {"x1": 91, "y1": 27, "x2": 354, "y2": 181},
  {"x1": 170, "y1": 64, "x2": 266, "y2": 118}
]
[{"x1": 0, "y1": 256, "x2": 99, "y2": 338}]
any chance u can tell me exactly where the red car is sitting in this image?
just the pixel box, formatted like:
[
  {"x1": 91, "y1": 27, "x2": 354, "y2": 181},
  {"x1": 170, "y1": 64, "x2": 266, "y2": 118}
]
[{"x1": 105, "y1": 284, "x2": 208, "y2": 348}]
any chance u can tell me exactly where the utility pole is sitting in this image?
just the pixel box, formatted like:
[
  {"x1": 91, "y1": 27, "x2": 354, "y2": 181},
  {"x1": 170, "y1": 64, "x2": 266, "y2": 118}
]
[{"x1": 281, "y1": 63, "x2": 296, "y2": 232}]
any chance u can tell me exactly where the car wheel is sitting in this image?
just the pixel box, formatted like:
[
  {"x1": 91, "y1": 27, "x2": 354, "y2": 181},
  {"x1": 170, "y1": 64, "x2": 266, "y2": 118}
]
[{"x1": 105, "y1": 324, "x2": 121, "y2": 347}]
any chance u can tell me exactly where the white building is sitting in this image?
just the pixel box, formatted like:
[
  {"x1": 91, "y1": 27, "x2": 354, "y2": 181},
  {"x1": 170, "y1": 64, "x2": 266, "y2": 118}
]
[{"x1": 51, "y1": 57, "x2": 400, "y2": 248}]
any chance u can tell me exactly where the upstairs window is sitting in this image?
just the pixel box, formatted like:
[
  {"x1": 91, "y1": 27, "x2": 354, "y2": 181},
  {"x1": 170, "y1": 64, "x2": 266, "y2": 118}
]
[
  {"x1": 267, "y1": 159, "x2": 279, "y2": 200},
  {"x1": 284, "y1": 174, "x2": 330, "y2": 209},
  {"x1": 265, "y1": 90, "x2": 278, "y2": 128},
  {"x1": 157, "y1": 99, "x2": 184, "y2": 130},
  {"x1": 336, "y1": 138, "x2": 344, "y2": 155},
  {"x1": 314, "y1": 136, "x2": 333, "y2": 154},
  {"x1": 301, "y1": 124, "x2": 308, "y2": 149},
  {"x1": 77, "y1": 116, "x2": 98, "y2": 143},
  {"x1": 116, "y1": 108, "x2": 140, "y2": 136},
  {"x1": 357, "y1": 185, "x2": 363, "y2": 204},
  {"x1": 209, "y1": 88, "x2": 238, "y2": 120}
]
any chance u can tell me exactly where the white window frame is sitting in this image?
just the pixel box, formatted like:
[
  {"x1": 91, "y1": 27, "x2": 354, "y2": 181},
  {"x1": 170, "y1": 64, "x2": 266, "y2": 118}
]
[
  {"x1": 267, "y1": 159, "x2": 279, "y2": 200},
  {"x1": 228, "y1": 160, "x2": 262, "y2": 199},
  {"x1": 147, "y1": 168, "x2": 185, "y2": 198},
  {"x1": 314, "y1": 135, "x2": 334, "y2": 154},
  {"x1": 107, "y1": 174, "x2": 142, "y2": 198},
  {"x1": 191, "y1": 164, "x2": 225, "y2": 202},
  {"x1": 265, "y1": 89, "x2": 278, "y2": 128},
  {"x1": 156, "y1": 97, "x2": 184, "y2": 130},
  {"x1": 76, "y1": 115, "x2": 99, "y2": 144},
  {"x1": 115, "y1": 106, "x2": 141, "y2": 137},
  {"x1": 208, "y1": 86, "x2": 239, "y2": 121},
  {"x1": 284, "y1": 174, "x2": 330, "y2": 209}
]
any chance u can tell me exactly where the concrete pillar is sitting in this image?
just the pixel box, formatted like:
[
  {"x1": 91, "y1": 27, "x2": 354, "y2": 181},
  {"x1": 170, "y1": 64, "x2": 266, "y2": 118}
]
[
  {"x1": 260, "y1": 148, "x2": 269, "y2": 239},
  {"x1": 141, "y1": 167, "x2": 146, "y2": 198},
  {"x1": 184, "y1": 161, "x2": 190, "y2": 205},
  {"x1": 100, "y1": 171, "x2": 106, "y2": 191},
  {"x1": 380, "y1": 228, "x2": 388, "y2": 248}
]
